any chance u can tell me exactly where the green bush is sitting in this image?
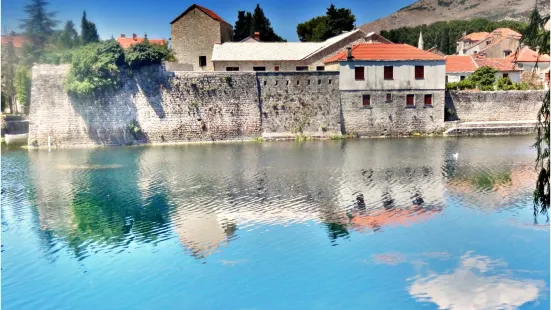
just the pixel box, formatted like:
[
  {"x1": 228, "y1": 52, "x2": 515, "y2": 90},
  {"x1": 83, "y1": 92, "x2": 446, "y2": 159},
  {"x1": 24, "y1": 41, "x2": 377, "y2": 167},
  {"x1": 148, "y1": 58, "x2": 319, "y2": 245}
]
[
  {"x1": 497, "y1": 76, "x2": 514, "y2": 90},
  {"x1": 14, "y1": 65, "x2": 31, "y2": 106},
  {"x1": 65, "y1": 40, "x2": 125, "y2": 96},
  {"x1": 513, "y1": 82, "x2": 530, "y2": 90},
  {"x1": 125, "y1": 41, "x2": 173, "y2": 69},
  {"x1": 480, "y1": 84, "x2": 495, "y2": 91},
  {"x1": 446, "y1": 82, "x2": 459, "y2": 90},
  {"x1": 469, "y1": 66, "x2": 497, "y2": 87}
]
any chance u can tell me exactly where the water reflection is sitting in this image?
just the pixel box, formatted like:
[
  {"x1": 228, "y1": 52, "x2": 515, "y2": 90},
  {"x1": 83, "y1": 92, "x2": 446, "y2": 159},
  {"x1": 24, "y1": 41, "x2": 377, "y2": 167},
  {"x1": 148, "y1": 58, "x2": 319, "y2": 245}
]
[
  {"x1": 7, "y1": 136, "x2": 544, "y2": 260},
  {"x1": 409, "y1": 251, "x2": 546, "y2": 309}
]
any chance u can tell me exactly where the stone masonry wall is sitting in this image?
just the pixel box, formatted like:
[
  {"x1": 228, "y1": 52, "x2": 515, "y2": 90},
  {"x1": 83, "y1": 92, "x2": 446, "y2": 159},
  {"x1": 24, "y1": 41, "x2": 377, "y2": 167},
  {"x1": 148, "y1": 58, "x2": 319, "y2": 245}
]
[
  {"x1": 29, "y1": 65, "x2": 261, "y2": 148},
  {"x1": 446, "y1": 90, "x2": 545, "y2": 122},
  {"x1": 257, "y1": 72, "x2": 341, "y2": 137},
  {"x1": 341, "y1": 90, "x2": 446, "y2": 137}
]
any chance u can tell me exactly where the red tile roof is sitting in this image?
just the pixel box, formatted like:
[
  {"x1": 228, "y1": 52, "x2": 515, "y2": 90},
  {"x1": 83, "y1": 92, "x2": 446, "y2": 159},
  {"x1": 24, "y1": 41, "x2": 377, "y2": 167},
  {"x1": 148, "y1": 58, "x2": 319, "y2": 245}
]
[
  {"x1": 445, "y1": 55, "x2": 478, "y2": 73},
  {"x1": 1, "y1": 35, "x2": 26, "y2": 48},
  {"x1": 473, "y1": 56, "x2": 519, "y2": 72},
  {"x1": 507, "y1": 46, "x2": 551, "y2": 63},
  {"x1": 170, "y1": 4, "x2": 229, "y2": 25},
  {"x1": 492, "y1": 28, "x2": 522, "y2": 38},
  {"x1": 463, "y1": 32, "x2": 489, "y2": 41},
  {"x1": 324, "y1": 43, "x2": 445, "y2": 63},
  {"x1": 116, "y1": 36, "x2": 167, "y2": 49}
]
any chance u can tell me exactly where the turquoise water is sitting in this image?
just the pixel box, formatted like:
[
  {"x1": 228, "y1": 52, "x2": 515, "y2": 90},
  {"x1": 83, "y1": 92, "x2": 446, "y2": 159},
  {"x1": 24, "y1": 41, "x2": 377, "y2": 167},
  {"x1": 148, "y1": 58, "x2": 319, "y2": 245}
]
[{"x1": 2, "y1": 136, "x2": 549, "y2": 309}]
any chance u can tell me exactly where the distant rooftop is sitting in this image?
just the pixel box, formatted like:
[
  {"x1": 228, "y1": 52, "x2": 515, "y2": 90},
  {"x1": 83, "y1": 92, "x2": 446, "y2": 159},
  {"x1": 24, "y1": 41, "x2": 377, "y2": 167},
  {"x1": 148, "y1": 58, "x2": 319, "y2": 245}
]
[
  {"x1": 324, "y1": 43, "x2": 444, "y2": 63},
  {"x1": 1, "y1": 35, "x2": 26, "y2": 48},
  {"x1": 116, "y1": 34, "x2": 166, "y2": 49}
]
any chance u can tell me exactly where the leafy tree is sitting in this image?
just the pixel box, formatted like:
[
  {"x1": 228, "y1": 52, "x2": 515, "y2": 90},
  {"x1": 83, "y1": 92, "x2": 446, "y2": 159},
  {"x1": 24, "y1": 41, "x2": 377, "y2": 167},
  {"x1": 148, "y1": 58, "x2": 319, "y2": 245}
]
[
  {"x1": 519, "y1": 7, "x2": 550, "y2": 218},
  {"x1": 496, "y1": 76, "x2": 514, "y2": 90},
  {"x1": 468, "y1": 66, "x2": 497, "y2": 87},
  {"x1": 14, "y1": 65, "x2": 32, "y2": 107},
  {"x1": 1, "y1": 40, "x2": 18, "y2": 113},
  {"x1": 125, "y1": 41, "x2": 171, "y2": 69},
  {"x1": 66, "y1": 40, "x2": 125, "y2": 96},
  {"x1": 59, "y1": 20, "x2": 79, "y2": 48},
  {"x1": 233, "y1": 11, "x2": 253, "y2": 41},
  {"x1": 80, "y1": 11, "x2": 99, "y2": 44},
  {"x1": 19, "y1": 0, "x2": 58, "y2": 51},
  {"x1": 251, "y1": 4, "x2": 285, "y2": 42},
  {"x1": 297, "y1": 4, "x2": 355, "y2": 42}
]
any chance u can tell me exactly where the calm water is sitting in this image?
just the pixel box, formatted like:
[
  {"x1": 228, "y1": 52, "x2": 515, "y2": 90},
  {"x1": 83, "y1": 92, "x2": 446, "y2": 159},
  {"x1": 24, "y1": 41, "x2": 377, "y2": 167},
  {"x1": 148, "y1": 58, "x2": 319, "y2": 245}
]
[{"x1": 2, "y1": 136, "x2": 550, "y2": 309}]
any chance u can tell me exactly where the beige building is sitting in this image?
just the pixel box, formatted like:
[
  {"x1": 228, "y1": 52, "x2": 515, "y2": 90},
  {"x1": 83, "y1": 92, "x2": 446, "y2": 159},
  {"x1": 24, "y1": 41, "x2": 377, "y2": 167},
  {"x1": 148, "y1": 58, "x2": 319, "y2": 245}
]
[
  {"x1": 457, "y1": 28, "x2": 522, "y2": 58},
  {"x1": 445, "y1": 55, "x2": 522, "y2": 83},
  {"x1": 212, "y1": 30, "x2": 391, "y2": 72},
  {"x1": 170, "y1": 4, "x2": 233, "y2": 71}
]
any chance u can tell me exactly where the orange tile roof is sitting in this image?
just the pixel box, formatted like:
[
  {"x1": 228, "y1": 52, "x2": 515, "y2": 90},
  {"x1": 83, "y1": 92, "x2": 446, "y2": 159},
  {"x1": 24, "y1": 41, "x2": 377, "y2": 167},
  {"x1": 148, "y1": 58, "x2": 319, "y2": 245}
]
[
  {"x1": 445, "y1": 55, "x2": 478, "y2": 73},
  {"x1": 492, "y1": 28, "x2": 522, "y2": 38},
  {"x1": 116, "y1": 36, "x2": 166, "y2": 49},
  {"x1": 507, "y1": 46, "x2": 551, "y2": 63},
  {"x1": 473, "y1": 56, "x2": 519, "y2": 72},
  {"x1": 170, "y1": 4, "x2": 229, "y2": 25},
  {"x1": 463, "y1": 32, "x2": 489, "y2": 41},
  {"x1": 324, "y1": 43, "x2": 445, "y2": 63},
  {"x1": 1, "y1": 35, "x2": 26, "y2": 48}
]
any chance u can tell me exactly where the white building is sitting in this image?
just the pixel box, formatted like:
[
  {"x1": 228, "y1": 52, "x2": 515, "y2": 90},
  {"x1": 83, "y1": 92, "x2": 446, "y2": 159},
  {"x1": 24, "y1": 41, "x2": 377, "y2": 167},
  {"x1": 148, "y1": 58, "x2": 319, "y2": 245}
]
[
  {"x1": 507, "y1": 46, "x2": 551, "y2": 84},
  {"x1": 211, "y1": 30, "x2": 392, "y2": 72},
  {"x1": 445, "y1": 55, "x2": 522, "y2": 83}
]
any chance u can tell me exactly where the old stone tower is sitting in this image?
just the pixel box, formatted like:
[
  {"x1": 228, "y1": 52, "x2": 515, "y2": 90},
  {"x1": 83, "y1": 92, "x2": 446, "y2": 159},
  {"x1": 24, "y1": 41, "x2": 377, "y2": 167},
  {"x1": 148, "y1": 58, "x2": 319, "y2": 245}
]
[{"x1": 170, "y1": 4, "x2": 233, "y2": 71}]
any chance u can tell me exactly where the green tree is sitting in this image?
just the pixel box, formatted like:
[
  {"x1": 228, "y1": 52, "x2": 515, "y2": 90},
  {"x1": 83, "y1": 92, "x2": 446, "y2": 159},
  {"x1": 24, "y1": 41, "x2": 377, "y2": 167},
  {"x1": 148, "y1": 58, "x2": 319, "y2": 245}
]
[
  {"x1": 233, "y1": 11, "x2": 253, "y2": 41},
  {"x1": 1, "y1": 40, "x2": 18, "y2": 113},
  {"x1": 125, "y1": 41, "x2": 170, "y2": 69},
  {"x1": 296, "y1": 4, "x2": 355, "y2": 42},
  {"x1": 19, "y1": 0, "x2": 58, "y2": 51},
  {"x1": 251, "y1": 4, "x2": 285, "y2": 42},
  {"x1": 14, "y1": 65, "x2": 32, "y2": 107},
  {"x1": 59, "y1": 20, "x2": 79, "y2": 48},
  {"x1": 468, "y1": 66, "x2": 497, "y2": 88},
  {"x1": 80, "y1": 11, "x2": 99, "y2": 44},
  {"x1": 519, "y1": 7, "x2": 550, "y2": 218}
]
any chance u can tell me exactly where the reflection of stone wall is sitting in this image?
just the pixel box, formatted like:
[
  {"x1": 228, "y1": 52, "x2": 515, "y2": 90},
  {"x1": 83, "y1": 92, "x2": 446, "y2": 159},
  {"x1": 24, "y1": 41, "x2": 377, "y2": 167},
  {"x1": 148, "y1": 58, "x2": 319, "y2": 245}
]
[
  {"x1": 29, "y1": 65, "x2": 261, "y2": 148},
  {"x1": 257, "y1": 72, "x2": 341, "y2": 137},
  {"x1": 446, "y1": 90, "x2": 545, "y2": 122}
]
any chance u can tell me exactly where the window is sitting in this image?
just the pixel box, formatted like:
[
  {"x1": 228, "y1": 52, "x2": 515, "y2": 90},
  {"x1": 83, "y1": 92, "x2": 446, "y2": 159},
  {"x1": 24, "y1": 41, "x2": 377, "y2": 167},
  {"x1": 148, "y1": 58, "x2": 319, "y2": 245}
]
[
  {"x1": 199, "y1": 56, "x2": 207, "y2": 67},
  {"x1": 308, "y1": 80, "x2": 311, "y2": 85},
  {"x1": 253, "y1": 66, "x2": 266, "y2": 71},
  {"x1": 329, "y1": 79, "x2": 332, "y2": 84},
  {"x1": 384, "y1": 66, "x2": 393, "y2": 80},
  {"x1": 424, "y1": 94, "x2": 432, "y2": 106},
  {"x1": 386, "y1": 93, "x2": 392, "y2": 102},
  {"x1": 460, "y1": 76, "x2": 466, "y2": 81},
  {"x1": 355, "y1": 67, "x2": 365, "y2": 80},
  {"x1": 445, "y1": 76, "x2": 449, "y2": 84},
  {"x1": 296, "y1": 66, "x2": 308, "y2": 71},
  {"x1": 318, "y1": 79, "x2": 321, "y2": 85},
  {"x1": 415, "y1": 66, "x2": 424, "y2": 79},
  {"x1": 504, "y1": 50, "x2": 512, "y2": 57},
  {"x1": 362, "y1": 95, "x2": 371, "y2": 107},
  {"x1": 406, "y1": 94, "x2": 415, "y2": 107},
  {"x1": 316, "y1": 66, "x2": 325, "y2": 71},
  {"x1": 274, "y1": 66, "x2": 280, "y2": 71},
  {"x1": 503, "y1": 73, "x2": 509, "y2": 79},
  {"x1": 226, "y1": 67, "x2": 239, "y2": 71}
]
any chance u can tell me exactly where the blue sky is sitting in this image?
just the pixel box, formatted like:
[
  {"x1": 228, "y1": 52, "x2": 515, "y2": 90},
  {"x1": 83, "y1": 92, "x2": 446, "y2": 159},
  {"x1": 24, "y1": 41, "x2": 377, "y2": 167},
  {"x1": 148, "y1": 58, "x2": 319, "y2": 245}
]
[{"x1": 2, "y1": 0, "x2": 414, "y2": 42}]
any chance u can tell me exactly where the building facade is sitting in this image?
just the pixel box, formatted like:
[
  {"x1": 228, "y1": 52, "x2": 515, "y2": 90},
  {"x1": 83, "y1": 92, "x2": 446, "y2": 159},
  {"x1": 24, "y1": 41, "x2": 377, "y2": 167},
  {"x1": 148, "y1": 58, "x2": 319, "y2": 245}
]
[
  {"x1": 170, "y1": 4, "x2": 233, "y2": 71},
  {"x1": 457, "y1": 28, "x2": 522, "y2": 58},
  {"x1": 445, "y1": 55, "x2": 522, "y2": 83},
  {"x1": 325, "y1": 44, "x2": 446, "y2": 137}
]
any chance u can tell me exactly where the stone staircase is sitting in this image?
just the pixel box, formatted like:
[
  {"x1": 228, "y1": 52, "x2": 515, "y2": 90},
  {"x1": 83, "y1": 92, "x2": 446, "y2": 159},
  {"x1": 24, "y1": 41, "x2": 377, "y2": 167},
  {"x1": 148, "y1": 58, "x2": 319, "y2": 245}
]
[{"x1": 444, "y1": 120, "x2": 538, "y2": 136}]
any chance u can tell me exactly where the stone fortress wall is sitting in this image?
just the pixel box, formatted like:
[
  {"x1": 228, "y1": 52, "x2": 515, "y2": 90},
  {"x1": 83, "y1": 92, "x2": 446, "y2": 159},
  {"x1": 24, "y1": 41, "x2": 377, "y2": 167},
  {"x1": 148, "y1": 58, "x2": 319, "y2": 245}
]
[{"x1": 28, "y1": 64, "x2": 545, "y2": 148}]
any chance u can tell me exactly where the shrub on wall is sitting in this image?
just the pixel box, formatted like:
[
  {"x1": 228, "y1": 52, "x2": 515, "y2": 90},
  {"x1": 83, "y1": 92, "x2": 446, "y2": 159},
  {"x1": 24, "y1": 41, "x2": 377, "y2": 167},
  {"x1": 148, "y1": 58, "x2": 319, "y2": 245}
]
[
  {"x1": 65, "y1": 40, "x2": 125, "y2": 96},
  {"x1": 469, "y1": 66, "x2": 497, "y2": 88},
  {"x1": 497, "y1": 77, "x2": 515, "y2": 90},
  {"x1": 124, "y1": 41, "x2": 174, "y2": 69},
  {"x1": 14, "y1": 65, "x2": 31, "y2": 106}
]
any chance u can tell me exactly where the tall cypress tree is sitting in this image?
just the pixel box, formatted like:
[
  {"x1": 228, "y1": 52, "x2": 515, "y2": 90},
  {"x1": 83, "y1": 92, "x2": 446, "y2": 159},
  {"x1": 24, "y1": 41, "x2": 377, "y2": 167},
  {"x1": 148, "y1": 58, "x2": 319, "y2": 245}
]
[
  {"x1": 19, "y1": 0, "x2": 58, "y2": 50},
  {"x1": 81, "y1": 11, "x2": 90, "y2": 43},
  {"x1": 59, "y1": 20, "x2": 79, "y2": 48},
  {"x1": 251, "y1": 4, "x2": 285, "y2": 42},
  {"x1": 233, "y1": 11, "x2": 249, "y2": 41}
]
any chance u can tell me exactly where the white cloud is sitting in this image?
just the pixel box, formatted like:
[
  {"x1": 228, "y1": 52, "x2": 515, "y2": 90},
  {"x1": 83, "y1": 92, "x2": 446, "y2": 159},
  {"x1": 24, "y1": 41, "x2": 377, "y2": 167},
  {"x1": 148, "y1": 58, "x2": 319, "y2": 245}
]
[{"x1": 409, "y1": 252, "x2": 546, "y2": 309}]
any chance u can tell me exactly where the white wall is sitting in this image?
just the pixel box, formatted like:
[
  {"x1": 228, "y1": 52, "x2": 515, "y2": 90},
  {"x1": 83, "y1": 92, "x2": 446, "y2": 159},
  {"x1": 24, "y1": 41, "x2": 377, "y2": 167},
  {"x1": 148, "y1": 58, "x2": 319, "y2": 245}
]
[
  {"x1": 446, "y1": 72, "x2": 521, "y2": 83},
  {"x1": 339, "y1": 60, "x2": 446, "y2": 90},
  {"x1": 446, "y1": 73, "x2": 472, "y2": 83},
  {"x1": 495, "y1": 72, "x2": 521, "y2": 83}
]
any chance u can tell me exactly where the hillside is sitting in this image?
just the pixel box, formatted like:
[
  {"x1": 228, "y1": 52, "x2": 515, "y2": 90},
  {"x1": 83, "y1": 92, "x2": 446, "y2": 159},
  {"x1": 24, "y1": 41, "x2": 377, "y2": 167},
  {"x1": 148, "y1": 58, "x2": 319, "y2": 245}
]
[{"x1": 360, "y1": 0, "x2": 549, "y2": 33}]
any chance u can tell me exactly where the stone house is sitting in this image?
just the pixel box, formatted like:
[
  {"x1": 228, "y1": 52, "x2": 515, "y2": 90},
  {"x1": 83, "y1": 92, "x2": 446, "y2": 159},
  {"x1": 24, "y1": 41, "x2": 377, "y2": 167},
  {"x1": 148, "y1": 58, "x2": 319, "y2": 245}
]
[
  {"x1": 239, "y1": 32, "x2": 261, "y2": 43},
  {"x1": 324, "y1": 43, "x2": 446, "y2": 136},
  {"x1": 445, "y1": 55, "x2": 522, "y2": 83},
  {"x1": 456, "y1": 28, "x2": 522, "y2": 58},
  {"x1": 507, "y1": 46, "x2": 550, "y2": 84},
  {"x1": 170, "y1": 4, "x2": 233, "y2": 71},
  {"x1": 212, "y1": 30, "x2": 391, "y2": 72}
]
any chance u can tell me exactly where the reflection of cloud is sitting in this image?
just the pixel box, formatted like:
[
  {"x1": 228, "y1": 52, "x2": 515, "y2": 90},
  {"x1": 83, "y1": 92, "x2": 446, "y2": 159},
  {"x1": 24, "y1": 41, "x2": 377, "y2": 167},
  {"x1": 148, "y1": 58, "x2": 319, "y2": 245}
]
[
  {"x1": 372, "y1": 252, "x2": 407, "y2": 265},
  {"x1": 220, "y1": 259, "x2": 248, "y2": 266},
  {"x1": 409, "y1": 252, "x2": 545, "y2": 309}
]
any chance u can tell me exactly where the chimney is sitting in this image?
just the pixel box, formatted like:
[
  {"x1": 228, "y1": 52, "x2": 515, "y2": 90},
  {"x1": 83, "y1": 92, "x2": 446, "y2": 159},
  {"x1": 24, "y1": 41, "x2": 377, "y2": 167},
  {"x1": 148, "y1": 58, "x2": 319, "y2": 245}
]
[
  {"x1": 254, "y1": 32, "x2": 260, "y2": 40},
  {"x1": 536, "y1": 46, "x2": 540, "y2": 55},
  {"x1": 132, "y1": 33, "x2": 137, "y2": 40},
  {"x1": 120, "y1": 34, "x2": 126, "y2": 38},
  {"x1": 346, "y1": 46, "x2": 353, "y2": 60}
]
